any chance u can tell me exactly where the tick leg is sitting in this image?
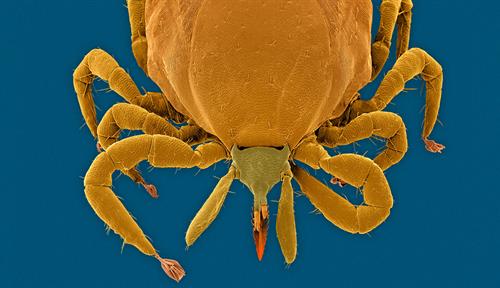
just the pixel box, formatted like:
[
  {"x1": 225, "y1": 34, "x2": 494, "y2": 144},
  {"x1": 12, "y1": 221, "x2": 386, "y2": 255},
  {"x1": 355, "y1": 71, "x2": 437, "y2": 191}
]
[
  {"x1": 98, "y1": 103, "x2": 211, "y2": 149},
  {"x1": 84, "y1": 135, "x2": 228, "y2": 281},
  {"x1": 316, "y1": 111, "x2": 408, "y2": 171},
  {"x1": 73, "y1": 49, "x2": 186, "y2": 140},
  {"x1": 127, "y1": 0, "x2": 148, "y2": 74},
  {"x1": 371, "y1": 0, "x2": 413, "y2": 80},
  {"x1": 276, "y1": 171, "x2": 297, "y2": 264},
  {"x1": 96, "y1": 103, "x2": 210, "y2": 197},
  {"x1": 352, "y1": 48, "x2": 444, "y2": 151},
  {"x1": 330, "y1": 177, "x2": 347, "y2": 187},
  {"x1": 292, "y1": 154, "x2": 392, "y2": 234},
  {"x1": 97, "y1": 103, "x2": 179, "y2": 148}
]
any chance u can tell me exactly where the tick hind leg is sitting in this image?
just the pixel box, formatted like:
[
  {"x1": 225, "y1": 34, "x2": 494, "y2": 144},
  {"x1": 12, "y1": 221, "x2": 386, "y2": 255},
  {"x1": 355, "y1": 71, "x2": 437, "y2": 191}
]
[
  {"x1": 314, "y1": 111, "x2": 408, "y2": 171},
  {"x1": 73, "y1": 49, "x2": 187, "y2": 142},
  {"x1": 352, "y1": 48, "x2": 444, "y2": 152},
  {"x1": 84, "y1": 135, "x2": 228, "y2": 281},
  {"x1": 292, "y1": 149, "x2": 393, "y2": 234},
  {"x1": 128, "y1": 0, "x2": 148, "y2": 74},
  {"x1": 371, "y1": 0, "x2": 413, "y2": 80},
  {"x1": 97, "y1": 103, "x2": 212, "y2": 197}
]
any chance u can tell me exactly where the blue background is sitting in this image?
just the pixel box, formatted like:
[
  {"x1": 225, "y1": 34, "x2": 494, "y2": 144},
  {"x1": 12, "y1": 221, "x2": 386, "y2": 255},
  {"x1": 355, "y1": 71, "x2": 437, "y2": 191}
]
[{"x1": 2, "y1": 1, "x2": 499, "y2": 287}]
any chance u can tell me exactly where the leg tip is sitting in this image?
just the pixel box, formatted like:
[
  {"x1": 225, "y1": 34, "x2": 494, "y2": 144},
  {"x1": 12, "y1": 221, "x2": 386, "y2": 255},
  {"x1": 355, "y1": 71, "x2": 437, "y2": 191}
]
[
  {"x1": 330, "y1": 177, "x2": 347, "y2": 187},
  {"x1": 96, "y1": 142, "x2": 103, "y2": 153},
  {"x1": 154, "y1": 254, "x2": 186, "y2": 282},
  {"x1": 423, "y1": 138, "x2": 445, "y2": 153},
  {"x1": 142, "y1": 183, "x2": 159, "y2": 198}
]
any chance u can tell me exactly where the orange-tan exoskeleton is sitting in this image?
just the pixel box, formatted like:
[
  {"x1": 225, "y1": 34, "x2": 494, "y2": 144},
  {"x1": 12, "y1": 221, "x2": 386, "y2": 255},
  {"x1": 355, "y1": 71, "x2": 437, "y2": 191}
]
[{"x1": 74, "y1": 0, "x2": 445, "y2": 282}]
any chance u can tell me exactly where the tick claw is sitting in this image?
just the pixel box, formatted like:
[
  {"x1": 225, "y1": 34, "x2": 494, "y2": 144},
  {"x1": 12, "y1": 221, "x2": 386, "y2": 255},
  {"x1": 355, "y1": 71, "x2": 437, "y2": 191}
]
[
  {"x1": 96, "y1": 142, "x2": 103, "y2": 153},
  {"x1": 330, "y1": 177, "x2": 347, "y2": 187},
  {"x1": 155, "y1": 254, "x2": 186, "y2": 282},
  {"x1": 424, "y1": 138, "x2": 445, "y2": 153},
  {"x1": 142, "y1": 183, "x2": 159, "y2": 198}
]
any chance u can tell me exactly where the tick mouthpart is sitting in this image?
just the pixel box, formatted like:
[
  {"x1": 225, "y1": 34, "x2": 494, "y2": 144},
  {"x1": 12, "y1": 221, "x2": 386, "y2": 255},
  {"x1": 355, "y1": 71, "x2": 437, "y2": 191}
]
[
  {"x1": 252, "y1": 204, "x2": 269, "y2": 261},
  {"x1": 230, "y1": 145, "x2": 290, "y2": 261}
]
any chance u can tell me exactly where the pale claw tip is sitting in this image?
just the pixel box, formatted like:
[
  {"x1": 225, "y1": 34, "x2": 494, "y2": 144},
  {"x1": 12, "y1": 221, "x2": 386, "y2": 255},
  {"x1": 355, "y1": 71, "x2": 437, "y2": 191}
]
[
  {"x1": 424, "y1": 138, "x2": 446, "y2": 153},
  {"x1": 142, "y1": 183, "x2": 159, "y2": 198},
  {"x1": 155, "y1": 254, "x2": 186, "y2": 282},
  {"x1": 96, "y1": 142, "x2": 103, "y2": 153},
  {"x1": 330, "y1": 177, "x2": 346, "y2": 187}
]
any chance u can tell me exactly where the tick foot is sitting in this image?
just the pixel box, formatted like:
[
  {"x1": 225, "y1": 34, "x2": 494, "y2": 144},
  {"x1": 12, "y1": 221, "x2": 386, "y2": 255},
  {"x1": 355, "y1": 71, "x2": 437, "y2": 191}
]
[
  {"x1": 330, "y1": 177, "x2": 347, "y2": 187},
  {"x1": 141, "y1": 182, "x2": 159, "y2": 198},
  {"x1": 155, "y1": 254, "x2": 186, "y2": 283},
  {"x1": 96, "y1": 142, "x2": 103, "y2": 153},
  {"x1": 424, "y1": 138, "x2": 445, "y2": 153}
]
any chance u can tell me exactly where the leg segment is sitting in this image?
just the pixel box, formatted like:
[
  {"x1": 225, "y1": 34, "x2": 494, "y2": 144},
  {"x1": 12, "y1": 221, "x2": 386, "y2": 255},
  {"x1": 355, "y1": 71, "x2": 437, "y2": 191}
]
[
  {"x1": 276, "y1": 170, "x2": 297, "y2": 264},
  {"x1": 127, "y1": 0, "x2": 148, "y2": 74},
  {"x1": 84, "y1": 135, "x2": 228, "y2": 281},
  {"x1": 97, "y1": 103, "x2": 208, "y2": 149},
  {"x1": 98, "y1": 103, "x2": 178, "y2": 149},
  {"x1": 97, "y1": 103, "x2": 177, "y2": 196},
  {"x1": 292, "y1": 144, "x2": 392, "y2": 233},
  {"x1": 73, "y1": 49, "x2": 186, "y2": 139},
  {"x1": 315, "y1": 111, "x2": 408, "y2": 171},
  {"x1": 352, "y1": 48, "x2": 444, "y2": 152},
  {"x1": 371, "y1": 0, "x2": 413, "y2": 80},
  {"x1": 135, "y1": 91, "x2": 188, "y2": 124},
  {"x1": 97, "y1": 103, "x2": 212, "y2": 196}
]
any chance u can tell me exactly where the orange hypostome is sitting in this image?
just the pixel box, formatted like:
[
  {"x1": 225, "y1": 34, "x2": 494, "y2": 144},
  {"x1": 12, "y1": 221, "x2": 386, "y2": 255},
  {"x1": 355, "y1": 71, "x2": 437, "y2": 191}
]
[{"x1": 252, "y1": 205, "x2": 269, "y2": 261}]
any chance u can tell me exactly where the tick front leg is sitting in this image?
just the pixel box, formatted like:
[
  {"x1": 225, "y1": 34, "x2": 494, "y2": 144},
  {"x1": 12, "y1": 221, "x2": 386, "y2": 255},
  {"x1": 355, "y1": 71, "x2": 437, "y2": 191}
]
[
  {"x1": 127, "y1": 0, "x2": 148, "y2": 74},
  {"x1": 292, "y1": 154, "x2": 393, "y2": 234},
  {"x1": 74, "y1": 49, "x2": 145, "y2": 138},
  {"x1": 371, "y1": 0, "x2": 413, "y2": 80},
  {"x1": 73, "y1": 49, "x2": 187, "y2": 140},
  {"x1": 96, "y1": 103, "x2": 211, "y2": 197},
  {"x1": 98, "y1": 103, "x2": 209, "y2": 149},
  {"x1": 84, "y1": 135, "x2": 228, "y2": 281},
  {"x1": 352, "y1": 48, "x2": 444, "y2": 152},
  {"x1": 316, "y1": 111, "x2": 408, "y2": 171}
]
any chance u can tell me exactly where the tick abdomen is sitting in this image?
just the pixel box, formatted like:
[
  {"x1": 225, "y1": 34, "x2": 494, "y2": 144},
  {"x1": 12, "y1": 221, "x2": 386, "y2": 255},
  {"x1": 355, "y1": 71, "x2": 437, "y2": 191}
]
[{"x1": 146, "y1": 0, "x2": 372, "y2": 149}]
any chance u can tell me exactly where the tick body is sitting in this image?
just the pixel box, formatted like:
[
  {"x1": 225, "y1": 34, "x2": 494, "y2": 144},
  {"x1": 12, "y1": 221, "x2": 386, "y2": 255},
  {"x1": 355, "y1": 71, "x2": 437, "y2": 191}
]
[{"x1": 74, "y1": 0, "x2": 444, "y2": 282}]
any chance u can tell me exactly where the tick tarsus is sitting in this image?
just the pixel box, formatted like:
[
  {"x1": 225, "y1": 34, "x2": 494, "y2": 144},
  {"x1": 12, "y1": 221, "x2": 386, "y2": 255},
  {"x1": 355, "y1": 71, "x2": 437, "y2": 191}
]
[
  {"x1": 133, "y1": 170, "x2": 159, "y2": 198},
  {"x1": 154, "y1": 254, "x2": 186, "y2": 282},
  {"x1": 423, "y1": 138, "x2": 445, "y2": 153},
  {"x1": 330, "y1": 177, "x2": 347, "y2": 187},
  {"x1": 141, "y1": 182, "x2": 159, "y2": 198},
  {"x1": 96, "y1": 142, "x2": 103, "y2": 153}
]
